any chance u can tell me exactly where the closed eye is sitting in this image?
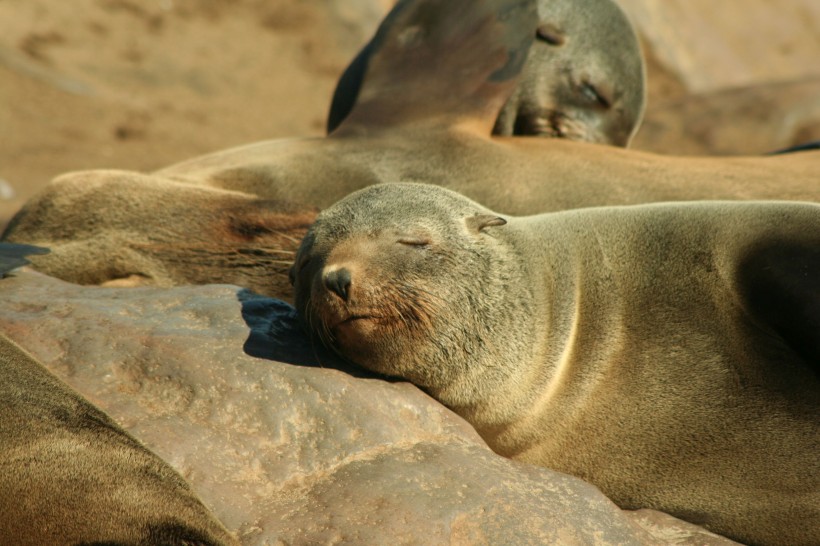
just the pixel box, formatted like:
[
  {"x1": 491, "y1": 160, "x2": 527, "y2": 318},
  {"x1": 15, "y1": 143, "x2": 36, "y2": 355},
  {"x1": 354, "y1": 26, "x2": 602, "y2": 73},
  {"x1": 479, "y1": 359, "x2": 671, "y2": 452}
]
[
  {"x1": 536, "y1": 23, "x2": 565, "y2": 46},
  {"x1": 296, "y1": 256, "x2": 312, "y2": 272},
  {"x1": 581, "y1": 82, "x2": 611, "y2": 108},
  {"x1": 397, "y1": 237, "x2": 431, "y2": 248}
]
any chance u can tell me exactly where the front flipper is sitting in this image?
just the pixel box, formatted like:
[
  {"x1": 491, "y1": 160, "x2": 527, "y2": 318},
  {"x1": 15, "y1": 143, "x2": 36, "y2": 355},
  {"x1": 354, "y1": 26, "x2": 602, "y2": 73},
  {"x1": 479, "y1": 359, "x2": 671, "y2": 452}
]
[{"x1": 330, "y1": 0, "x2": 536, "y2": 136}]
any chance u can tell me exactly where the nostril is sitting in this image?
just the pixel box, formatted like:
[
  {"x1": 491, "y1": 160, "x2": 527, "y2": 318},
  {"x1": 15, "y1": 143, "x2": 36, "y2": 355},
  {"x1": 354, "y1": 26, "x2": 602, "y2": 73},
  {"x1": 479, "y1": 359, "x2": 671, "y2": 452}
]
[{"x1": 323, "y1": 267, "x2": 352, "y2": 301}]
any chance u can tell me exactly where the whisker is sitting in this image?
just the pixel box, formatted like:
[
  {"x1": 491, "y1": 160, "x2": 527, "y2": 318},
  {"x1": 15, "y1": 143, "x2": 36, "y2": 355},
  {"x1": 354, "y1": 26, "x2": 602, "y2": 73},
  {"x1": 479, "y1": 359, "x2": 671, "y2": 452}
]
[{"x1": 270, "y1": 230, "x2": 302, "y2": 244}]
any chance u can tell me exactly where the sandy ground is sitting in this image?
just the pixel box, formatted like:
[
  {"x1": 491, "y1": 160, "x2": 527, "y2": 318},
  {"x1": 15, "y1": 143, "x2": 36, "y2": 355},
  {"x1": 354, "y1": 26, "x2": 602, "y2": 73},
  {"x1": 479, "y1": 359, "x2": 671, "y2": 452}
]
[
  {"x1": 1, "y1": 0, "x2": 818, "y2": 231},
  {"x1": 0, "y1": 0, "x2": 390, "y2": 228}
]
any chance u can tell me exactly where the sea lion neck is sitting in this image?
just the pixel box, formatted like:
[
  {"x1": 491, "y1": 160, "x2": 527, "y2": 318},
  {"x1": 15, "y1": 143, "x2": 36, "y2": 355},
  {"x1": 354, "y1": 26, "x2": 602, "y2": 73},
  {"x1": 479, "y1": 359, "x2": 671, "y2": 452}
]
[{"x1": 441, "y1": 217, "x2": 585, "y2": 429}]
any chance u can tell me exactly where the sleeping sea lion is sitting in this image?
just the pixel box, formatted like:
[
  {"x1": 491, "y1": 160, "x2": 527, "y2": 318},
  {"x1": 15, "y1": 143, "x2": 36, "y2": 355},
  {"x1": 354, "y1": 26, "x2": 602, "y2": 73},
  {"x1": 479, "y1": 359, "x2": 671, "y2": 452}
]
[
  {"x1": 3, "y1": 0, "x2": 819, "y2": 301},
  {"x1": 327, "y1": 0, "x2": 647, "y2": 146},
  {"x1": 0, "y1": 328, "x2": 238, "y2": 545},
  {"x1": 292, "y1": 182, "x2": 820, "y2": 546}
]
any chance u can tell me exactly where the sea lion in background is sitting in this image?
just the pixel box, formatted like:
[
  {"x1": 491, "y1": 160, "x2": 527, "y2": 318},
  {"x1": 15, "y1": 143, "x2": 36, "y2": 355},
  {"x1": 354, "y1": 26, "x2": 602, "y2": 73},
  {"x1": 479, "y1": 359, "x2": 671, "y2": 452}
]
[
  {"x1": 3, "y1": 0, "x2": 819, "y2": 300},
  {"x1": 1, "y1": 174, "x2": 316, "y2": 296},
  {"x1": 327, "y1": 0, "x2": 647, "y2": 146},
  {"x1": 0, "y1": 329, "x2": 238, "y2": 545},
  {"x1": 292, "y1": 183, "x2": 820, "y2": 546}
]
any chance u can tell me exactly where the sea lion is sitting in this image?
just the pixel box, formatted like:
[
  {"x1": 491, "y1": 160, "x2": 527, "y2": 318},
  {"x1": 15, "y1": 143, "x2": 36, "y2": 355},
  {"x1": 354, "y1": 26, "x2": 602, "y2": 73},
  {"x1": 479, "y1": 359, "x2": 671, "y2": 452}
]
[
  {"x1": 0, "y1": 329, "x2": 239, "y2": 546},
  {"x1": 292, "y1": 182, "x2": 820, "y2": 546},
  {"x1": 1, "y1": 172, "x2": 316, "y2": 294},
  {"x1": 327, "y1": 0, "x2": 647, "y2": 146},
  {"x1": 3, "y1": 0, "x2": 819, "y2": 300}
]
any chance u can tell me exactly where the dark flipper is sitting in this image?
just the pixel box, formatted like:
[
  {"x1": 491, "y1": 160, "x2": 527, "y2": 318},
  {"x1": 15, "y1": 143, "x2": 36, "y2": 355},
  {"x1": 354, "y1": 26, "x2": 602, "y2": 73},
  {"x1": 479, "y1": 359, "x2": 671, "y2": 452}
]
[
  {"x1": 327, "y1": 42, "x2": 373, "y2": 134},
  {"x1": 0, "y1": 242, "x2": 49, "y2": 277},
  {"x1": 739, "y1": 241, "x2": 820, "y2": 373},
  {"x1": 770, "y1": 141, "x2": 820, "y2": 155},
  {"x1": 331, "y1": 0, "x2": 536, "y2": 136}
]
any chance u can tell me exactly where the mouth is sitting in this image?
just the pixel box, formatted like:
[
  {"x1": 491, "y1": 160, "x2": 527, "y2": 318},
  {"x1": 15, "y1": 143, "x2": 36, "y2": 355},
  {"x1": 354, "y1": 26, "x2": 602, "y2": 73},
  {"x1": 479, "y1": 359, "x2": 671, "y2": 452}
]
[
  {"x1": 331, "y1": 312, "x2": 394, "y2": 331},
  {"x1": 335, "y1": 314, "x2": 376, "y2": 327}
]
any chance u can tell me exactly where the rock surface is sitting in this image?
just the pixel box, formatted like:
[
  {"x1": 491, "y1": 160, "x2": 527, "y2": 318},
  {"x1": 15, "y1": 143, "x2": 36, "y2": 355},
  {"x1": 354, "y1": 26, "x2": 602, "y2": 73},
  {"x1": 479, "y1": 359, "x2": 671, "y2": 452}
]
[
  {"x1": 616, "y1": 0, "x2": 820, "y2": 93},
  {"x1": 633, "y1": 77, "x2": 820, "y2": 155},
  {"x1": 0, "y1": 270, "x2": 740, "y2": 545}
]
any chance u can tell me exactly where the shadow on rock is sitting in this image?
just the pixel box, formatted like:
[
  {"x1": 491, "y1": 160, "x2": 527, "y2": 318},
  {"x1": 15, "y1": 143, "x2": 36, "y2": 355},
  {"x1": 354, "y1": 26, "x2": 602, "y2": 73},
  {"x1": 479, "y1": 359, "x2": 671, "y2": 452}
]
[{"x1": 237, "y1": 288, "x2": 380, "y2": 379}]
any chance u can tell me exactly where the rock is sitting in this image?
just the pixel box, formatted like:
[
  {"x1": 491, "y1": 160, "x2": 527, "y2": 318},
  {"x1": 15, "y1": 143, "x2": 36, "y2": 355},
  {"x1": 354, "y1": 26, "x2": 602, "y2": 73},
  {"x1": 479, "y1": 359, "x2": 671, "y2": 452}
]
[
  {"x1": 633, "y1": 77, "x2": 820, "y2": 155},
  {"x1": 616, "y1": 0, "x2": 820, "y2": 93},
  {"x1": 0, "y1": 329, "x2": 239, "y2": 546},
  {"x1": 0, "y1": 271, "x2": 739, "y2": 545}
]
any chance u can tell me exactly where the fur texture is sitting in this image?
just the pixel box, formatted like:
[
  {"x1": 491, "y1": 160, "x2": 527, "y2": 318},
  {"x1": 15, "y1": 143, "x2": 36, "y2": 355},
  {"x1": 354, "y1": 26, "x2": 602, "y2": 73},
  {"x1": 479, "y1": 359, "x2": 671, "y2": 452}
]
[
  {"x1": 328, "y1": 0, "x2": 647, "y2": 146},
  {"x1": 0, "y1": 332, "x2": 239, "y2": 546},
  {"x1": 2, "y1": 0, "x2": 818, "y2": 300},
  {"x1": 293, "y1": 182, "x2": 820, "y2": 546}
]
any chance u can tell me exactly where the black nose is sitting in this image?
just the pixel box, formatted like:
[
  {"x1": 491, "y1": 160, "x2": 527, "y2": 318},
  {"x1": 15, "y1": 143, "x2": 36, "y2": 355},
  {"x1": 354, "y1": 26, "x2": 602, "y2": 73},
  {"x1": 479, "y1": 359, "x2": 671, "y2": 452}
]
[{"x1": 323, "y1": 267, "x2": 352, "y2": 301}]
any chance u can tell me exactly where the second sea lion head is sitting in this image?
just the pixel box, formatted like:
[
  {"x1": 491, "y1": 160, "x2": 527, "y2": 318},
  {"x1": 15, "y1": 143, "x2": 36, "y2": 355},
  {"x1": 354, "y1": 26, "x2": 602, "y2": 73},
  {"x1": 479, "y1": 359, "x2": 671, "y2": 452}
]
[
  {"x1": 291, "y1": 183, "x2": 528, "y2": 395},
  {"x1": 493, "y1": 0, "x2": 647, "y2": 146}
]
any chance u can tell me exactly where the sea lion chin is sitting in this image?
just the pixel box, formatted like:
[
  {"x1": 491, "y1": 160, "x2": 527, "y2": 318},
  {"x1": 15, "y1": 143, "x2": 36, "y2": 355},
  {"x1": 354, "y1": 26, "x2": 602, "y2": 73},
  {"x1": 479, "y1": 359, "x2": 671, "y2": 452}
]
[{"x1": 293, "y1": 182, "x2": 820, "y2": 546}]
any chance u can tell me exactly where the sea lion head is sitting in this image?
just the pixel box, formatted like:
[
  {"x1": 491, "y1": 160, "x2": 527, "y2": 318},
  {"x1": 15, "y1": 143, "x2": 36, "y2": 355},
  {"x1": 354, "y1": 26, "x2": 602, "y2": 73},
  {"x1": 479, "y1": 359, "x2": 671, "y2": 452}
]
[
  {"x1": 327, "y1": 0, "x2": 646, "y2": 147},
  {"x1": 292, "y1": 183, "x2": 533, "y2": 396},
  {"x1": 493, "y1": 0, "x2": 647, "y2": 146}
]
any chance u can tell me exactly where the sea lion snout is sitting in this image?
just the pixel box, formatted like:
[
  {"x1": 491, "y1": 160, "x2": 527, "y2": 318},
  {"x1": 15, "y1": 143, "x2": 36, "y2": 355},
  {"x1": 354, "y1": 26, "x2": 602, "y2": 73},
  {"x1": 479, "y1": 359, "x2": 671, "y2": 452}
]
[{"x1": 323, "y1": 266, "x2": 353, "y2": 301}]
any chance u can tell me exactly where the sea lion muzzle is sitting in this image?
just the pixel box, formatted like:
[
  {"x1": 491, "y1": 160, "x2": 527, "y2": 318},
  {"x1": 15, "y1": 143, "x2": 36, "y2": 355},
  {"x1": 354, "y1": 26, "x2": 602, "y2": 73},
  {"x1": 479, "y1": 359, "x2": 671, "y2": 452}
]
[{"x1": 323, "y1": 267, "x2": 353, "y2": 301}]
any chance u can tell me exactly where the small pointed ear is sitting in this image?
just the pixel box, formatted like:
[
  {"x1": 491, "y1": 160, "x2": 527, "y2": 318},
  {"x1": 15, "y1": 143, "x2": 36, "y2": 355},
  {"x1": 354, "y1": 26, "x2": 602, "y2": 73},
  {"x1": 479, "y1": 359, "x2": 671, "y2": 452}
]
[{"x1": 466, "y1": 214, "x2": 507, "y2": 233}]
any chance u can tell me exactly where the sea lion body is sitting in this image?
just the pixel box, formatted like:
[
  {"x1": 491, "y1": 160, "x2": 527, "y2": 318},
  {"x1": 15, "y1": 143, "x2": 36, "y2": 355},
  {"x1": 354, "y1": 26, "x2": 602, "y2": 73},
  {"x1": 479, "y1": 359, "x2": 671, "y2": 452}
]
[
  {"x1": 3, "y1": 0, "x2": 819, "y2": 298},
  {"x1": 5, "y1": 113, "x2": 819, "y2": 301},
  {"x1": 0, "y1": 330, "x2": 238, "y2": 546},
  {"x1": 157, "y1": 128, "x2": 820, "y2": 213},
  {"x1": 293, "y1": 183, "x2": 820, "y2": 546}
]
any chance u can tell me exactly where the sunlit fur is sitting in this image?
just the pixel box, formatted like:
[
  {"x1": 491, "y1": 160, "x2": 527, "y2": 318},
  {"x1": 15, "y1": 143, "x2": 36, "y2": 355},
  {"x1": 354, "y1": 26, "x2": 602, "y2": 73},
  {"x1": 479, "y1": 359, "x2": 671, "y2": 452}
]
[
  {"x1": 294, "y1": 183, "x2": 820, "y2": 546},
  {"x1": 328, "y1": 0, "x2": 646, "y2": 146},
  {"x1": 294, "y1": 183, "x2": 536, "y2": 403}
]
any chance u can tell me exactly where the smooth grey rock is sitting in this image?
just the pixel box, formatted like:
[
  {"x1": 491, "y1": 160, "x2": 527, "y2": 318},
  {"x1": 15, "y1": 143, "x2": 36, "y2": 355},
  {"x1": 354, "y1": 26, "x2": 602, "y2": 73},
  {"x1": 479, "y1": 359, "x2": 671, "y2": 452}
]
[{"x1": 0, "y1": 271, "x2": 740, "y2": 545}]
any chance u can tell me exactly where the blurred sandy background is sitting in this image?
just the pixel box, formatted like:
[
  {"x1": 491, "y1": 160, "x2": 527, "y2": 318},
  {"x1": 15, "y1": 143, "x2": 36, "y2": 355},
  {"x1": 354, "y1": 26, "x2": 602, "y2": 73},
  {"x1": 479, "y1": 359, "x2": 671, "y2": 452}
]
[{"x1": 1, "y1": 0, "x2": 819, "y2": 230}]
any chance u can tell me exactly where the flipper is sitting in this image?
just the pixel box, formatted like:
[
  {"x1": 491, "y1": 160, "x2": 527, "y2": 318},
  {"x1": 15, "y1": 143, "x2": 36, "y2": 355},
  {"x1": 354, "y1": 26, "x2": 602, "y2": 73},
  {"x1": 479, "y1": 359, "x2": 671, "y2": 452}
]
[
  {"x1": 0, "y1": 242, "x2": 49, "y2": 277},
  {"x1": 770, "y1": 140, "x2": 820, "y2": 155},
  {"x1": 330, "y1": 0, "x2": 537, "y2": 136},
  {"x1": 328, "y1": 0, "x2": 646, "y2": 147},
  {"x1": 327, "y1": 42, "x2": 373, "y2": 134}
]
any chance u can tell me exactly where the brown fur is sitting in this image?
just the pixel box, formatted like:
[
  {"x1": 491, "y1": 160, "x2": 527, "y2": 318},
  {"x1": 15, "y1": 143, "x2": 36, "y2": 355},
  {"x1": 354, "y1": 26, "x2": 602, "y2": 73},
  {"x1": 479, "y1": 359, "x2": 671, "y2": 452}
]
[
  {"x1": 0, "y1": 331, "x2": 239, "y2": 546},
  {"x1": 293, "y1": 183, "x2": 820, "y2": 546},
  {"x1": 2, "y1": 0, "x2": 819, "y2": 300},
  {"x1": 328, "y1": 0, "x2": 647, "y2": 146}
]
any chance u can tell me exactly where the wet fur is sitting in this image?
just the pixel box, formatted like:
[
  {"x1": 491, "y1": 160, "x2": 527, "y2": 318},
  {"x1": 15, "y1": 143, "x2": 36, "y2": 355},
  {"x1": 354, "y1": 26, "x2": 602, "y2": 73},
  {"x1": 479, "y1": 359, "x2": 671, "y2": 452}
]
[{"x1": 293, "y1": 183, "x2": 820, "y2": 546}]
